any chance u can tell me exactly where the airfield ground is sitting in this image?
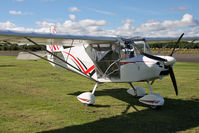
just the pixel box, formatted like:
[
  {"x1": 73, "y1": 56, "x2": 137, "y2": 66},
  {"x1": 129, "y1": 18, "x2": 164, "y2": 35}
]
[
  {"x1": 0, "y1": 50, "x2": 199, "y2": 63},
  {"x1": 0, "y1": 54, "x2": 199, "y2": 133}
]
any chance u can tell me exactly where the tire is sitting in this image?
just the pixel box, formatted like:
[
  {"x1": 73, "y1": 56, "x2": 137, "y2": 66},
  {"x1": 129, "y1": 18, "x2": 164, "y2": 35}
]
[{"x1": 150, "y1": 105, "x2": 162, "y2": 110}]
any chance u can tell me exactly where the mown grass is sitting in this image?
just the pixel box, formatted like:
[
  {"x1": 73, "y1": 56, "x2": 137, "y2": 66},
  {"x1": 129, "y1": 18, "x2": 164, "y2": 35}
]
[{"x1": 0, "y1": 56, "x2": 199, "y2": 133}]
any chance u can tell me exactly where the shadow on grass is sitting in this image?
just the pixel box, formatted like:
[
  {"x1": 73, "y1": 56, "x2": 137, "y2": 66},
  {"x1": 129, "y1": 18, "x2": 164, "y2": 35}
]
[
  {"x1": 0, "y1": 65, "x2": 16, "y2": 67},
  {"x1": 40, "y1": 88, "x2": 199, "y2": 133}
]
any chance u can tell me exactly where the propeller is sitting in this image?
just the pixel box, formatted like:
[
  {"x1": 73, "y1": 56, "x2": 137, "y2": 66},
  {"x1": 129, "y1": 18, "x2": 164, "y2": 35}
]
[
  {"x1": 145, "y1": 33, "x2": 184, "y2": 96},
  {"x1": 168, "y1": 66, "x2": 178, "y2": 95},
  {"x1": 167, "y1": 33, "x2": 184, "y2": 96},
  {"x1": 170, "y1": 33, "x2": 184, "y2": 56}
]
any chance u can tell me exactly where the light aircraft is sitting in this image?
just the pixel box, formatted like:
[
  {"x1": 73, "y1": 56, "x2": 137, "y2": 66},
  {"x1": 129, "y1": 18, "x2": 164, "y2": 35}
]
[{"x1": 0, "y1": 26, "x2": 186, "y2": 109}]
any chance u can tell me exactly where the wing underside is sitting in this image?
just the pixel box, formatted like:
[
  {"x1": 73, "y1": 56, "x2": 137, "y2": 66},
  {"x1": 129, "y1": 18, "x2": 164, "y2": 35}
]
[{"x1": 0, "y1": 30, "x2": 118, "y2": 46}]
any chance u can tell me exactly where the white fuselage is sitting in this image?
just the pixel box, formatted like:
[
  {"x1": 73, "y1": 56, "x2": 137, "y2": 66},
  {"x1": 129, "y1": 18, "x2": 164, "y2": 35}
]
[{"x1": 47, "y1": 45, "x2": 173, "y2": 83}]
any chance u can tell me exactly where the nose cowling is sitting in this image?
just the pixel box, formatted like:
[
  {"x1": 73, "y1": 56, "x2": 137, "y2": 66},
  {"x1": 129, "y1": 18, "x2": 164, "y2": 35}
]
[
  {"x1": 164, "y1": 56, "x2": 176, "y2": 66},
  {"x1": 156, "y1": 55, "x2": 176, "y2": 66}
]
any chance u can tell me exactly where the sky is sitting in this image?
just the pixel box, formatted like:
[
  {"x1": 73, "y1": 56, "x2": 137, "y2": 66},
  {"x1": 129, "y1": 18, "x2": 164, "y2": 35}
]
[{"x1": 0, "y1": 0, "x2": 199, "y2": 37}]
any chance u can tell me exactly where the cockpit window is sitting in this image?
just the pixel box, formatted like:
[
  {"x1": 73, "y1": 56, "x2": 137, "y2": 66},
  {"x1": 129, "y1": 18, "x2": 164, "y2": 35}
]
[
  {"x1": 121, "y1": 38, "x2": 152, "y2": 59},
  {"x1": 134, "y1": 41, "x2": 152, "y2": 55}
]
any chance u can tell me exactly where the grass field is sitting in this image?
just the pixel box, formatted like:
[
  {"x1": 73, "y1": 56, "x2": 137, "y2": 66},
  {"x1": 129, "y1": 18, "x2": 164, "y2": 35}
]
[{"x1": 0, "y1": 56, "x2": 199, "y2": 133}]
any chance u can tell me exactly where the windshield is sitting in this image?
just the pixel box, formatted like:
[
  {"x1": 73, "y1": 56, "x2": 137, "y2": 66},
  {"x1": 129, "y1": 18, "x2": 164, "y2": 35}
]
[{"x1": 134, "y1": 40, "x2": 152, "y2": 55}]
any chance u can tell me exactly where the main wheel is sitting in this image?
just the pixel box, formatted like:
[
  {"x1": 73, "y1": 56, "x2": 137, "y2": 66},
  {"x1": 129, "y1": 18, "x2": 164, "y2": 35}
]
[
  {"x1": 84, "y1": 103, "x2": 94, "y2": 107},
  {"x1": 150, "y1": 105, "x2": 162, "y2": 110}
]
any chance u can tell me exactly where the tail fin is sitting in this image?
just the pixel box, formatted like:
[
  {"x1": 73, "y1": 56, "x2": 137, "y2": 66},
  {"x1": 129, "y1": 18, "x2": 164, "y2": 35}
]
[
  {"x1": 46, "y1": 25, "x2": 63, "y2": 52},
  {"x1": 47, "y1": 25, "x2": 64, "y2": 67}
]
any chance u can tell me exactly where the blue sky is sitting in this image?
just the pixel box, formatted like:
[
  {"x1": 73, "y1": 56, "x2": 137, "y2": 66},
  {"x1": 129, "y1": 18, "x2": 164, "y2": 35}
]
[{"x1": 0, "y1": 0, "x2": 199, "y2": 37}]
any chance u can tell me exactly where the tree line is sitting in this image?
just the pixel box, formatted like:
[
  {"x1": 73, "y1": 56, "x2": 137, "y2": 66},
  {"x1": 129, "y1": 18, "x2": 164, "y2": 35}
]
[
  {"x1": 0, "y1": 43, "x2": 45, "y2": 51},
  {"x1": 148, "y1": 41, "x2": 199, "y2": 49},
  {"x1": 0, "y1": 41, "x2": 199, "y2": 51}
]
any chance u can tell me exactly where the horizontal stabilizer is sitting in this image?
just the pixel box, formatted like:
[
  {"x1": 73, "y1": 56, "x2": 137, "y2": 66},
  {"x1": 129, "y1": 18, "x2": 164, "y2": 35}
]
[{"x1": 17, "y1": 51, "x2": 46, "y2": 60}]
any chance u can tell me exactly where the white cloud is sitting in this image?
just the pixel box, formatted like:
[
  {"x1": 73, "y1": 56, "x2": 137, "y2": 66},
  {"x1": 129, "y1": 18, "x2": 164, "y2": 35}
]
[
  {"x1": 89, "y1": 8, "x2": 117, "y2": 16},
  {"x1": 1, "y1": 14, "x2": 199, "y2": 37},
  {"x1": 9, "y1": 10, "x2": 33, "y2": 15},
  {"x1": 135, "y1": 14, "x2": 199, "y2": 33},
  {"x1": 9, "y1": 10, "x2": 22, "y2": 15},
  {"x1": 69, "y1": 14, "x2": 76, "y2": 21},
  {"x1": 16, "y1": 0, "x2": 24, "y2": 2},
  {"x1": 121, "y1": 19, "x2": 135, "y2": 24},
  {"x1": 178, "y1": 6, "x2": 187, "y2": 11},
  {"x1": 170, "y1": 6, "x2": 187, "y2": 11},
  {"x1": 115, "y1": 23, "x2": 135, "y2": 36},
  {"x1": 0, "y1": 21, "x2": 34, "y2": 32},
  {"x1": 32, "y1": 19, "x2": 108, "y2": 35},
  {"x1": 41, "y1": 0, "x2": 55, "y2": 2},
  {"x1": 36, "y1": 21, "x2": 54, "y2": 28},
  {"x1": 69, "y1": 7, "x2": 80, "y2": 12},
  {"x1": 113, "y1": 13, "x2": 199, "y2": 37},
  {"x1": 0, "y1": 21, "x2": 16, "y2": 29},
  {"x1": 79, "y1": 19, "x2": 107, "y2": 26}
]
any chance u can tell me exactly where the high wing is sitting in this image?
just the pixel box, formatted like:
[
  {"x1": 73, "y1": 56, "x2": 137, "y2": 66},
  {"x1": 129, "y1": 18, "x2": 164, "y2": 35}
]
[{"x1": 0, "y1": 30, "x2": 118, "y2": 46}]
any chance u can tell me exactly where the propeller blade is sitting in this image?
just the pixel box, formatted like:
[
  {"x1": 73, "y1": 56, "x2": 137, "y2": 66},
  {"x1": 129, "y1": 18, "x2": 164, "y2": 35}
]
[
  {"x1": 151, "y1": 80, "x2": 155, "y2": 85},
  {"x1": 170, "y1": 33, "x2": 184, "y2": 56},
  {"x1": 143, "y1": 53, "x2": 167, "y2": 62},
  {"x1": 168, "y1": 66, "x2": 178, "y2": 96},
  {"x1": 172, "y1": 39, "x2": 196, "y2": 55},
  {"x1": 156, "y1": 43, "x2": 170, "y2": 55}
]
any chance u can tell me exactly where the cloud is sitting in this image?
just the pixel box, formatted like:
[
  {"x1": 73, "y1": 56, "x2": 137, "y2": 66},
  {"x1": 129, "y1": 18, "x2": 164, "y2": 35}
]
[
  {"x1": 33, "y1": 19, "x2": 108, "y2": 35},
  {"x1": 15, "y1": 0, "x2": 24, "y2": 2},
  {"x1": 9, "y1": 10, "x2": 22, "y2": 15},
  {"x1": 69, "y1": 7, "x2": 80, "y2": 12},
  {"x1": 89, "y1": 8, "x2": 117, "y2": 16},
  {"x1": 115, "y1": 23, "x2": 135, "y2": 36},
  {"x1": 135, "y1": 13, "x2": 199, "y2": 33},
  {"x1": 9, "y1": 10, "x2": 33, "y2": 15},
  {"x1": 41, "y1": 0, "x2": 56, "y2": 2},
  {"x1": 1, "y1": 14, "x2": 199, "y2": 37},
  {"x1": 170, "y1": 6, "x2": 187, "y2": 11},
  {"x1": 121, "y1": 19, "x2": 135, "y2": 24},
  {"x1": 69, "y1": 14, "x2": 76, "y2": 21},
  {"x1": 0, "y1": 21, "x2": 16, "y2": 29},
  {"x1": 113, "y1": 13, "x2": 199, "y2": 37},
  {"x1": 0, "y1": 21, "x2": 35, "y2": 32}
]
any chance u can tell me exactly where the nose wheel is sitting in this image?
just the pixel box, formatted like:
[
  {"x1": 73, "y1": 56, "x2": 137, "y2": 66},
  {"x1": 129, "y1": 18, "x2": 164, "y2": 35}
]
[
  {"x1": 139, "y1": 82, "x2": 164, "y2": 109},
  {"x1": 127, "y1": 82, "x2": 164, "y2": 109}
]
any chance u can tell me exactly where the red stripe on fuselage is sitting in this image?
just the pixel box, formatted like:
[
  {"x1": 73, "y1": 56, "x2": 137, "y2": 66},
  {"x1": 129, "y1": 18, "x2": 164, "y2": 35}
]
[
  {"x1": 63, "y1": 51, "x2": 95, "y2": 75},
  {"x1": 53, "y1": 45, "x2": 57, "y2": 50},
  {"x1": 85, "y1": 65, "x2": 95, "y2": 74},
  {"x1": 49, "y1": 45, "x2": 53, "y2": 51},
  {"x1": 56, "y1": 45, "x2": 59, "y2": 50}
]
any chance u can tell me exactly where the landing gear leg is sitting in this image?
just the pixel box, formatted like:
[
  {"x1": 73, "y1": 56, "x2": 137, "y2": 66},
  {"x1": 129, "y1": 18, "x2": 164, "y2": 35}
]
[
  {"x1": 77, "y1": 83, "x2": 99, "y2": 105},
  {"x1": 147, "y1": 81, "x2": 153, "y2": 94},
  {"x1": 128, "y1": 83, "x2": 137, "y2": 96},
  {"x1": 92, "y1": 82, "x2": 98, "y2": 95}
]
